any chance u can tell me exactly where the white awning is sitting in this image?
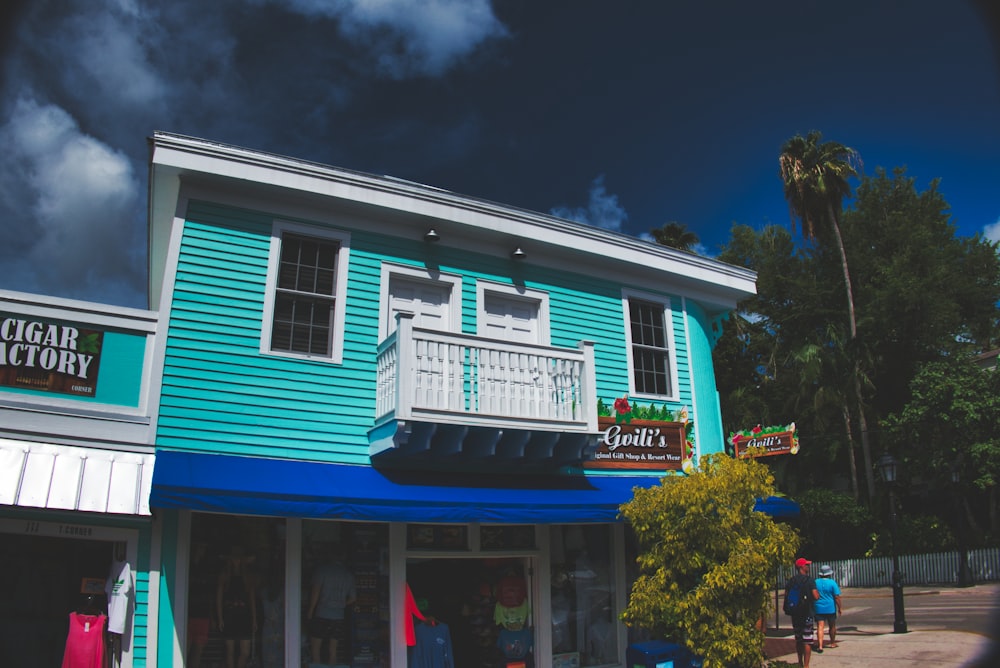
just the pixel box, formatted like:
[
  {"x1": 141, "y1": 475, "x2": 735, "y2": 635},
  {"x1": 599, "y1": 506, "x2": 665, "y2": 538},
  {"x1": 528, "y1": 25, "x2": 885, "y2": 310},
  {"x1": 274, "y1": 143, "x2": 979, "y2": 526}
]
[{"x1": 0, "y1": 438, "x2": 154, "y2": 516}]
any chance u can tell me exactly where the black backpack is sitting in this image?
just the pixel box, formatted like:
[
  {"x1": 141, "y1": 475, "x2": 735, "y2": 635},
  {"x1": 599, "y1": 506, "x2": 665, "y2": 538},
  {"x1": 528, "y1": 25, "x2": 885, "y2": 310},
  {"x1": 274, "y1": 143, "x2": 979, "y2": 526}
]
[{"x1": 783, "y1": 577, "x2": 809, "y2": 616}]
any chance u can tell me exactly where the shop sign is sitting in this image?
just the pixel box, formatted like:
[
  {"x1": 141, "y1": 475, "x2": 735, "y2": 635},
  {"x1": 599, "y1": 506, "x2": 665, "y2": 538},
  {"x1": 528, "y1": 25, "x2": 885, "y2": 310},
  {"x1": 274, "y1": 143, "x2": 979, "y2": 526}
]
[
  {"x1": 587, "y1": 396, "x2": 695, "y2": 471},
  {"x1": 587, "y1": 416, "x2": 687, "y2": 470},
  {"x1": 0, "y1": 517, "x2": 125, "y2": 541},
  {"x1": 730, "y1": 423, "x2": 799, "y2": 458},
  {"x1": 0, "y1": 314, "x2": 103, "y2": 397}
]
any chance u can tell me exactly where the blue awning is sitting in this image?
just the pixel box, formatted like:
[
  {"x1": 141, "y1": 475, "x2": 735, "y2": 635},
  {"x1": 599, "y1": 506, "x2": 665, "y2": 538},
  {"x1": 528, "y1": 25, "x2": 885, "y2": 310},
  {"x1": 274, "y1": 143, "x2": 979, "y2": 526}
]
[
  {"x1": 150, "y1": 450, "x2": 667, "y2": 524},
  {"x1": 753, "y1": 495, "x2": 801, "y2": 519}
]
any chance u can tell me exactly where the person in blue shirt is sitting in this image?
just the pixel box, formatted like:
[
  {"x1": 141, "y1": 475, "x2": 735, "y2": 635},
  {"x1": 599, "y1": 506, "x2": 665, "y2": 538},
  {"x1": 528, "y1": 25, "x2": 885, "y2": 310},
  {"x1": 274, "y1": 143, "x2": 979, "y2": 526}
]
[{"x1": 814, "y1": 564, "x2": 843, "y2": 650}]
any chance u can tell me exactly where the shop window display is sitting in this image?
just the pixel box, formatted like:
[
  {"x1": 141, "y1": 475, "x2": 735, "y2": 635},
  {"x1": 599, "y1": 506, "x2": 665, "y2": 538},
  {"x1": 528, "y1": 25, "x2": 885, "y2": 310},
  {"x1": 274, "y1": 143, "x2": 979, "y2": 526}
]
[
  {"x1": 0, "y1": 532, "x2": 119, "y2": 668},
  {"x1": 549, "y1": 525, "x2": 617, "y2": 667},
  {"x1": 188, "y1": 514, "x2": 286, "y2": 668},
  {"x1": 303, "y1": 520, "x2": 389, "y2": 668}
]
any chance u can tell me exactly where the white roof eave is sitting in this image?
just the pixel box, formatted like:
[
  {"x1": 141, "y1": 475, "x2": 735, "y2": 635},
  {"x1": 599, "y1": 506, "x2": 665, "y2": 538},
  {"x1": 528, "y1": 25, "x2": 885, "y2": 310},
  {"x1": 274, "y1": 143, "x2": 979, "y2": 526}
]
[{"x1": 149, "y1": 133, "x2": 757, "y2": 306}]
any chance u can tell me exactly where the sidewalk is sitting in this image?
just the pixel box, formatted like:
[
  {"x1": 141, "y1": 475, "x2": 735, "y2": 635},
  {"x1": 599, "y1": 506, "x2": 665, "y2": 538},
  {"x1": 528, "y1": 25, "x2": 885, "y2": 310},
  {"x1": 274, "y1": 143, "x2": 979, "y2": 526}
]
[
  {"x1": 764, "y1": 627, "x2": 997, "y2": 667},
  {"x1": 763, "y1": 585, "x2": 1000, "y2": 667}
]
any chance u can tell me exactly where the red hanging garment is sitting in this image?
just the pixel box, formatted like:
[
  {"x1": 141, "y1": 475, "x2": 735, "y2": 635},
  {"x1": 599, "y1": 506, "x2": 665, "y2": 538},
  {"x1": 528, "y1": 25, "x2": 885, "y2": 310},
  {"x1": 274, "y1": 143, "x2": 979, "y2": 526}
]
[
  {"x1": 404, "y1": 583, "x2": 427, "y2": 647},
  {"x1": 61, "y1": 612, "x2": 107, "y2": 668}
]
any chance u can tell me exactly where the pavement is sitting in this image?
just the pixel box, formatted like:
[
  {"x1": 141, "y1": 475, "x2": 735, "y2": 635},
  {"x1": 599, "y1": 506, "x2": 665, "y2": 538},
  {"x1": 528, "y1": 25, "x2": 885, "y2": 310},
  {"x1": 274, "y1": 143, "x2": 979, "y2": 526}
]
[{"x1": 762, "y1": 586, "x2": 1000, "y2": 667}]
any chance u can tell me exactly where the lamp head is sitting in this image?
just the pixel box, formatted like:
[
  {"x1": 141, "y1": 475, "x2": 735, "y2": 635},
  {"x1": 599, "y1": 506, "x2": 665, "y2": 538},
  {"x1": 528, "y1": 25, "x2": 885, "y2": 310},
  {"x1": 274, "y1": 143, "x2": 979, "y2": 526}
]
[
  {"x1": 877, "y1": 452, "x2": 897, "y2": 484},
  {"x1": 511, "y1": 247, "x2": 527, "y2": 260},
  {"x1": 424, "y1": 229, "x2": 441, "y2": 242}
]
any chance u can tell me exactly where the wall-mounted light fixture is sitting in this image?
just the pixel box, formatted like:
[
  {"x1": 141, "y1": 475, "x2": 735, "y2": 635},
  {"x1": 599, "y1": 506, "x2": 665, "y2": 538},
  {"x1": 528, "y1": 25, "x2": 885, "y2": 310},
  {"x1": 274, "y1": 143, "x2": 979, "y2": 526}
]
[
  {"x1": 511, "y1": 247, "x2": 527, "y2": 260},
  {"x1": 424, "y1": 229, "x2": 440, "y2": 242}
]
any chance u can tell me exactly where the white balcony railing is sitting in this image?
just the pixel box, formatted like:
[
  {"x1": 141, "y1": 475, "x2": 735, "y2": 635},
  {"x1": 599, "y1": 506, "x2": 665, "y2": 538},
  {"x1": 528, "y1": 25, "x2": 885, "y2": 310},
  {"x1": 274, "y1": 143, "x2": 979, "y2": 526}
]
[{"x1": 376, "y1": 313, "x2": 597, "y2": 432}]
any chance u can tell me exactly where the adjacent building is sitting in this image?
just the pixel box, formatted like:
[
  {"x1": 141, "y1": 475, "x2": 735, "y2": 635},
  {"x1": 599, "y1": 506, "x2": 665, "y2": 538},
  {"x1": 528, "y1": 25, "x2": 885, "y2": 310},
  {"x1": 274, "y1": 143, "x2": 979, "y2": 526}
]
[{"x1": 0, "y1": 290, "x2": 158, "y2": 667}]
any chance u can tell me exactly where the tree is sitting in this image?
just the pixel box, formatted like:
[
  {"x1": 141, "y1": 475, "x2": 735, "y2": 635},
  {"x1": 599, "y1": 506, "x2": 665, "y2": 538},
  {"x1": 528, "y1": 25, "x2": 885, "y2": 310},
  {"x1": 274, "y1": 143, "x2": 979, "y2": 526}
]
[
  {"x1": 620, "y1": 455, "x2": 798, "y2": 668},
  {"x1": 883, "y1": 354, "x2": 1000, "y2": 542},
  {"x1": 650, "y1": 221, "x2": 700, "y2": 252},
  {"x1": 778, "y1": 131, "x2": 875, "y2": 501}
]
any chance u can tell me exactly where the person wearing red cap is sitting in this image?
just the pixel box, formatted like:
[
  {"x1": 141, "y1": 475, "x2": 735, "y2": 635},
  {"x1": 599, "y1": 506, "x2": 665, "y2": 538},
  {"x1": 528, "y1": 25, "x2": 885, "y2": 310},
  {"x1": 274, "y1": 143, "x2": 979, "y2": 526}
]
[{"x1": 784, "y1": 558, "x2": 820, "y2": 668}]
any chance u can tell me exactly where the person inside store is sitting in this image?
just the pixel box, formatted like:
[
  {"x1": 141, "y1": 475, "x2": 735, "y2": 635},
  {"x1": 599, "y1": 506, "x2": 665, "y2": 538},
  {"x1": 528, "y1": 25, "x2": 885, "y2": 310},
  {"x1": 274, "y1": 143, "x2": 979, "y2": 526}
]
[
  {"x1": 216, "y1": 543, "x2": 257, "y2": 668},
  {"x1": 187, "y1": 541, "x2": 216, "y2": 668},
  {"x1": 307, "y1": 542, "x2": 357, "y2": 667}
]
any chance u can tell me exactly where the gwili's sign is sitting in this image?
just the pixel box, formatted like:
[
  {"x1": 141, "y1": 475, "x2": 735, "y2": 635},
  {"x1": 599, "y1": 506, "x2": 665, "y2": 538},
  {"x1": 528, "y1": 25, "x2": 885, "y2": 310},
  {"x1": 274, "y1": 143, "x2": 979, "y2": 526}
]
[
  {"x1": 586, "y1": 396, "x2": 694, "y2": 472},
  {"x1": 730, "y1": 423, "x2": 799, "y2": 458},
  {"x1": 0, "y1": 315, "x2": 103, "y2": 397}
]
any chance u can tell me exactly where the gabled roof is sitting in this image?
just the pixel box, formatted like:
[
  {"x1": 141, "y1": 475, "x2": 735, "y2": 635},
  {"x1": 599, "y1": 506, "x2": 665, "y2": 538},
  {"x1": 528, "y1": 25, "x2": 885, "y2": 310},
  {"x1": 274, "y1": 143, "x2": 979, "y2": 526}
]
[{"x1": 147, "y1": 131, "x2": 756, "y2": 312}]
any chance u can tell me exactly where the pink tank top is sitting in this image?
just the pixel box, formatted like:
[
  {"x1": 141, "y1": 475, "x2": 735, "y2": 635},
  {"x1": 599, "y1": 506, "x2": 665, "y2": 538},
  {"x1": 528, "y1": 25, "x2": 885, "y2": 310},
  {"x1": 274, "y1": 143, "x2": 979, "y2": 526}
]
[{"x1": 62, "y1": 612, "x2": 107, "y2": 668}]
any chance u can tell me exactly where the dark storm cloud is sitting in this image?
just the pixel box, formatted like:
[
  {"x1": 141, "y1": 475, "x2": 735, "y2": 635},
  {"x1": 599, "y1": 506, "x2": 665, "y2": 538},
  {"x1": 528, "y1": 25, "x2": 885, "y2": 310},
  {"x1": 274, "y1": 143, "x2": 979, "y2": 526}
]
[
  {"x1": 0, "y1": 0, "x2": 997, "y2": 308},
  {"x1": 0, "y1": 0, "x2": 508, "y2": 308}
]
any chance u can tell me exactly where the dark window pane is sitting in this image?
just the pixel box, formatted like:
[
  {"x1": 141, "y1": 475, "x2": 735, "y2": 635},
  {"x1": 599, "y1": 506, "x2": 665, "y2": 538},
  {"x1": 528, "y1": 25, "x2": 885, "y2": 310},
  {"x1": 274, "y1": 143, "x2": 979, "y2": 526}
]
[
  {"x1": 270, "y1": 232, "x2": 339, "y2": 356},
  {"x1": 629, "y1": 298, "x2": 671, "y2": 395}
]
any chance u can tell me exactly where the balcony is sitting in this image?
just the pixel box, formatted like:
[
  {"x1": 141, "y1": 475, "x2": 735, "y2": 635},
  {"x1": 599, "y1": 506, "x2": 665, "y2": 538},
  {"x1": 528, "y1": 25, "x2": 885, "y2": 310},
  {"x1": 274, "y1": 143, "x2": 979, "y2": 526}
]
[{"x1": 369, "y1": 313, "x2": 599, "y2": 472}]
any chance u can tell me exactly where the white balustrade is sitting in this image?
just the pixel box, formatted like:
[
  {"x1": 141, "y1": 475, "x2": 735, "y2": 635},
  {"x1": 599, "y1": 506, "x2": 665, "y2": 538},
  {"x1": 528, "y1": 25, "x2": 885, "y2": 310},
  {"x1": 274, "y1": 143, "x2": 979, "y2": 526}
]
[{"x1": 376, "y1": 313, "x2": 596, "y2": 431}]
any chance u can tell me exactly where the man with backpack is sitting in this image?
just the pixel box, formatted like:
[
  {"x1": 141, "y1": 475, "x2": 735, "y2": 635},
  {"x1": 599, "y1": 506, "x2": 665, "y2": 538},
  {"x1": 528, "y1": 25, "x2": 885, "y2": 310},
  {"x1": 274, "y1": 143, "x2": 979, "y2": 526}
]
[{"x1": 784, "y1": 557, "x2": 820, "y2": 668}]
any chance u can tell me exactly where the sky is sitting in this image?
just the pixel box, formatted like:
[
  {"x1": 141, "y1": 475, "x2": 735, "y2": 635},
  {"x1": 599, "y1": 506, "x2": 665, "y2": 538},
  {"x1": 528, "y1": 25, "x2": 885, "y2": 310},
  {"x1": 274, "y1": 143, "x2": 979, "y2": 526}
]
[{"x1": 1, "y1": 0, "x2": 998, "y2": 310}]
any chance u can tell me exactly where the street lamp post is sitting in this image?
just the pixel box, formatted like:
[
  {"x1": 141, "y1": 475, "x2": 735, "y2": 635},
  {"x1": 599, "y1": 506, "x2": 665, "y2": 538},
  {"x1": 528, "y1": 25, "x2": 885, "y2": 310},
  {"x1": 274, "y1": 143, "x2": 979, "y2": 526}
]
[
  {"x1": 951, "y1": 465, "x2": 973, "y2": 587},
  {"x1": 877, "y1": 452, "x2": 908, "y2": 634}
]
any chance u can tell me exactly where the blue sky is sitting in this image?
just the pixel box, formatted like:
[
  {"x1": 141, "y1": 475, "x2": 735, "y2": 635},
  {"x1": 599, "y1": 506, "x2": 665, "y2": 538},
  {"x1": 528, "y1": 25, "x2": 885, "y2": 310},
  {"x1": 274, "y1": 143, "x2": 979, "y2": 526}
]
[{"x1": 1, "y1": 0, "x2": 998, "y2": 309}]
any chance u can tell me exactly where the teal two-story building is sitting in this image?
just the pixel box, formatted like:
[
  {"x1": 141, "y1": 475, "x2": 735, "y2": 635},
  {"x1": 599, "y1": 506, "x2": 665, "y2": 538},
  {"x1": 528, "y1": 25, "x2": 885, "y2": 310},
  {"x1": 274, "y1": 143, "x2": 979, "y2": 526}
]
[{"x1": 143, "y1": 133, "x2": 757, "y2": 668}]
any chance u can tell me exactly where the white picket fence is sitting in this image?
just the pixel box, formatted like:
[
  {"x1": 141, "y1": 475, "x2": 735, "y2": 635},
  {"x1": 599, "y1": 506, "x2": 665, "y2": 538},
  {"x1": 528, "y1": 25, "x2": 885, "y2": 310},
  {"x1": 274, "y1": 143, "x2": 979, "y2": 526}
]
[{"x1": 776, "y1": 547, "x2": 1000, "y2": 587}]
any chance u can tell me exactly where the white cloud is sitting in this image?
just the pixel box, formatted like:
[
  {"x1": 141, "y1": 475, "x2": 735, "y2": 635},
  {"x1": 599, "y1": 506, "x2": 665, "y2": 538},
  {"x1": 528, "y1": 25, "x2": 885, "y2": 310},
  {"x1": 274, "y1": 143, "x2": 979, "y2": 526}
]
[
  {"x1": 550, "y1": 175, "x2": 629, "y2": 233},
  {"x1": 985, "y1": 217, "x2": 1000, "y2": 244},
  {"x1": 268, "y1": 0, "x2": 508, "y2": 76},
  {"x1": 0, "y1": 96, "x2": 144, "y2": 304}
]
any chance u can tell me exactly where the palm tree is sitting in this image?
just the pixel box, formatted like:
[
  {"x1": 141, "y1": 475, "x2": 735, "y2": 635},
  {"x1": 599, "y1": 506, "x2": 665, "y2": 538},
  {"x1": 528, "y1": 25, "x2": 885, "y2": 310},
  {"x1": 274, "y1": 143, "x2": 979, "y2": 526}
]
[
  {"x1": 778, "y1": 131, "x2": 875, "y2": 500},
  {"x1": 650, "y1": 221, "x2": 700, "y2": 252}
]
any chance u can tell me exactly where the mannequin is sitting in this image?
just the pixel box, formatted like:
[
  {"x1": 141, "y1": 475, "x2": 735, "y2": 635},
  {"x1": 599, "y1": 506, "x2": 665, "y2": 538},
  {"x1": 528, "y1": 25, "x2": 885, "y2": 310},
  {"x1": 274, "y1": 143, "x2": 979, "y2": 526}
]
[{"x1": 307, "y1": 543, "x2": 356, "y2": 666}]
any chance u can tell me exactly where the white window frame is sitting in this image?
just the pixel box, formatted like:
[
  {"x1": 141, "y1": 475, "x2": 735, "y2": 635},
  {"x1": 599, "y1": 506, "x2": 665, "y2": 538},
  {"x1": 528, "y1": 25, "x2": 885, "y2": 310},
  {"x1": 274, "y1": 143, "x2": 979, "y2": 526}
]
[
  {"x1": 622, "y1": 289, "x2": 679, "y2": 401},
  {"x1": 475, "y1": 280, "x2": 551, "y2": 345},
  {"x1": 378, "y1": 263, "x2": 463, "y2": 341},
  {"x1": 260, "y1": 220, "x2": 351, "y2": 364}
]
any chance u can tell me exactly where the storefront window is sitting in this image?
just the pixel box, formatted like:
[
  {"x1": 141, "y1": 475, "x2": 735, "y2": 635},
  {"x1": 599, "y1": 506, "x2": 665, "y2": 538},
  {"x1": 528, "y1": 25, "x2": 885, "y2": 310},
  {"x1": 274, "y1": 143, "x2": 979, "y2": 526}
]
[
  {"x1": 188, "y1": 514, "x2": 286, "y2": 668},
  {"x1": 302, "y1": 520, "x2": 389, "y2": 668},
  {"x1": 550, "y1": 525, "x2": 617, "y2": 667}
]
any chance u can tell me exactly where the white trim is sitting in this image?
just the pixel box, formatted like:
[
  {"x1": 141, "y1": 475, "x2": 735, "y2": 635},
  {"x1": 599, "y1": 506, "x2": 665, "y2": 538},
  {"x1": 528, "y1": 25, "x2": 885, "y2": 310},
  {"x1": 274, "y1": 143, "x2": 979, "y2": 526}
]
[
  {"x1": 475, "y1": 280, "x2": 551, "y2": 345},
  {"x1": 378, "y1": 262, "x2": 462, "y2": 340},
  {"x1": 147, "y1": 512, "x2": 162, "y2": 668},
  {"x1": 286, "y1": 517, "x2": 303, "y2": 668},
  {"x1": 621, "y1": 288, "x2": 680, "y2": 402},
  {"x1": 173, "y1": 510, "x2": 192, "y2": 668},
  {"x1": 681, "y1": 297, "x2": 701, "y2": 461},
  {"x1": 259, "y1": 220, "x2": 351, "y2": 364},
  {"x1": 150, "y1": 133, "x2": 757, "y2": 310},
  {"x1": 146, "y1": 195, "x2": 187, "y2": 441}
]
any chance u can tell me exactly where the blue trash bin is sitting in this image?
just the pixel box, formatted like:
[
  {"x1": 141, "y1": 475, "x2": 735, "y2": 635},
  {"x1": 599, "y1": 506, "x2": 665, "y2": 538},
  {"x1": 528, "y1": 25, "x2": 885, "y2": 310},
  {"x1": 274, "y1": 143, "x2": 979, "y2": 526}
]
[{"x1": 626, "y1": 641, "x2": 687, "y2": 668}]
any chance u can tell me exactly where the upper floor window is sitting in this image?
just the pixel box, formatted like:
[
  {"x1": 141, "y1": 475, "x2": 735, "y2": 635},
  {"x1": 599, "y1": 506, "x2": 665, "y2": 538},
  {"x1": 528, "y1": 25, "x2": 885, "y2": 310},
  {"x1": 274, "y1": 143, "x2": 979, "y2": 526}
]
[
  {"x1": 261, "y1": 222, "x2": 350, "y2": 363},
  {"x1": 625, "y1": 294, "x2": 674, "y2": 398}
]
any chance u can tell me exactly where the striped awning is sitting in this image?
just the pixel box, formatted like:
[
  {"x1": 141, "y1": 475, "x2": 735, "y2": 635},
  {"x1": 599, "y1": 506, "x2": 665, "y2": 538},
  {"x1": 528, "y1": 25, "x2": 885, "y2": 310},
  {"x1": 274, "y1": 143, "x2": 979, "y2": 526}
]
[{"x1": 0, "y1": 438, "x2": 155, "y2": 516}]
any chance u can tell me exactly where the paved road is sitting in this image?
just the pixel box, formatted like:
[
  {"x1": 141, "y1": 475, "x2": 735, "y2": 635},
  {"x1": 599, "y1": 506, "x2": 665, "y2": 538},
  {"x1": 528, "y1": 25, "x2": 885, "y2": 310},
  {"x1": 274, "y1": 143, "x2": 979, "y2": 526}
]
[
  {"x1": 765, "y1": 583, "x2": 1000, "y2": 667},
  {"x1": 769, "y1": 583, "x2": 1000, "y2": 637}
]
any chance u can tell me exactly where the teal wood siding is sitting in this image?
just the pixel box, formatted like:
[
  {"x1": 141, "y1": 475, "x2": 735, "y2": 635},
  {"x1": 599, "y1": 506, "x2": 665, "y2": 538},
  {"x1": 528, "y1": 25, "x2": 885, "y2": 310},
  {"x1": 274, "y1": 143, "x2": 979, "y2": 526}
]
[
  {"x1": 158, "y1": 201, "x2": 376, "y2": 463},
  {"x1": 158, "y1": 200, "x2": 705, "y2": 463},
  {"x1": 685, "y1": 301, "x2": 725, "y2": 456}
]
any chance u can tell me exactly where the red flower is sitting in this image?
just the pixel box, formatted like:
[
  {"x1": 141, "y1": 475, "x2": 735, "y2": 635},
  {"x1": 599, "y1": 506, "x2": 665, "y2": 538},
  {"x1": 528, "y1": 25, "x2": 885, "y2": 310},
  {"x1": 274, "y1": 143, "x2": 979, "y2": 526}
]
[
  {"x1": 751, "y1": 424, "x2": 762, "y2": 435},
  {"x1": 614, "y1": 397, "x2": 631, "y2": 415}
]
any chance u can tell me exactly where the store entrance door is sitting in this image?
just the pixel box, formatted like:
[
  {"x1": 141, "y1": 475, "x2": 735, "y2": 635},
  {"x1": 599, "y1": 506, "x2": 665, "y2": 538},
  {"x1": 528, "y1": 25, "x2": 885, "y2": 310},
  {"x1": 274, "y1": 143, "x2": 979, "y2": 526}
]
[
  {"x1": 406, "y1": 557, "x2": 534, "y2": 668},
  {"x1": 0, "y1": 532, "x2": 114, "y2": 668}
]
